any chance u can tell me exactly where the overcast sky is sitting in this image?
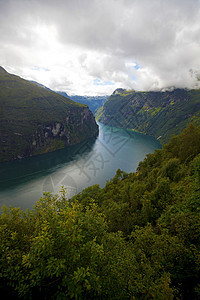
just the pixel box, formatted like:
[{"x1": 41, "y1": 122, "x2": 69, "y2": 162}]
[{"x1": 1, "y1": 0, "x2": 200, "y2": 95}]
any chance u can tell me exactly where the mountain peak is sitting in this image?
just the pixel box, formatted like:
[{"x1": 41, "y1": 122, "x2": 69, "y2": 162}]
[
  {"x1": 0, "y1": 66, "x2": 8, "y2": 74},
  {"x1": 112, "y1": 88, "x2": 126, "y2": 95}
]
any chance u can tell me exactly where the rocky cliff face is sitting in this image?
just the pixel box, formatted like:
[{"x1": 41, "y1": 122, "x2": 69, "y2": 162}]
[
  {"x1": 0, "y1": 67, "x2": 98, "y2": 162},
  {"x1": 96, "y1": 88, "x2": 200, "y2": 144},
  {"x1": 11, "y1": 107, "x2": 98, "y2": 160}
]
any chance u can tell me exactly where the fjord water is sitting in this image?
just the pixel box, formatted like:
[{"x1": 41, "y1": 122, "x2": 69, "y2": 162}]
[{"x1": 0, "y1": 123, "x2": 161, "y2": 210}]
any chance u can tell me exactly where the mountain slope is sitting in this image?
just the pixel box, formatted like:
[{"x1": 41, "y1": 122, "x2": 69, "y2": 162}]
[
  {"x1": 28, "y1": 84, "x2": 108, "y2": 113},
  {"x1": 96, "y1": 88, "x2": 200, "y2": 144},
  {"x1": 57, "y1": 91, "x2": 108, "y2": 114},
  {"x1": 0, "y1": 67, "x2": 98, "y2": 162}
]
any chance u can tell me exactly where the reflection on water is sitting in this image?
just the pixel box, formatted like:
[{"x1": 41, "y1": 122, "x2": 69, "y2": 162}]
[
  {"x1": 0, "y1": 123, "x2": 161, "y2": 210},
  {"x1": 0, "y1": 137, "x2": 97, "y2": 191}
]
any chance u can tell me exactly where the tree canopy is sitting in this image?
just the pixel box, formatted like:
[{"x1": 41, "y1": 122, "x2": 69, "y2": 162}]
[{"x1": 1, "y1": 124, "x2": 200, "y2": 299}]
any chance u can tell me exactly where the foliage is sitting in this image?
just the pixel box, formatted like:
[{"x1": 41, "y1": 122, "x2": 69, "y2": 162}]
[
  {"x1": 96, "y1": 88, "x2": 200, "y2": 144},
  {"x1": 1, "y1": 124, "x2": 200, "y2": 299}
]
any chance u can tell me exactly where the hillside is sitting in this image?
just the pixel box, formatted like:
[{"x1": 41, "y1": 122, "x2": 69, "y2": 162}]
[
  {"x1": 0, "y1": 67, "x2": 98, "y2": 162},
  {"x1": 96, "y1": 88, "x2": 200, "y2": 144},
  {"x1": 57, "y1": 91, "x2": 108, "y2": 114},
  {"x1": 1, "y1": 124, "x2": 200, "y2": 299}
]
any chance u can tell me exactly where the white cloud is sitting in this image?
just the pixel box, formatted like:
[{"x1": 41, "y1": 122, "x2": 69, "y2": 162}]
[{"x1": 1, "y1": 0, "x2": 200, "y2": 95}]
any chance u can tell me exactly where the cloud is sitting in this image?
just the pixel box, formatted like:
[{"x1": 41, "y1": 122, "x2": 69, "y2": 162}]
[{"x1": 0, "y1": 0, "x2": 200, "y2": 95}]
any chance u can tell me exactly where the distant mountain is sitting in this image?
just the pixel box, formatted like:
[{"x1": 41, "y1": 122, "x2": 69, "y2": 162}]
[
  {"x1": 57, "y1": 92, "x2": 108, "y2": 114},
  {"x1": 0, "y1": 67, "x2": 98, "y2": 162},
  {"x1": 96, "y1": 88, "x2": 200, "y2": 144},
  {"x1": 28, "y1": 86, "x2": 108, "y2": 114}
]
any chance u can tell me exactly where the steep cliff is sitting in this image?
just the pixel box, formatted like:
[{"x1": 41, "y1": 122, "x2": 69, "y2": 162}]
[
  {"x1": 0, "y1": 67, "x2": 98, "y2": 162},
  {"x1": 96, "y1": 88, "x2": 200, "y2": 144}
]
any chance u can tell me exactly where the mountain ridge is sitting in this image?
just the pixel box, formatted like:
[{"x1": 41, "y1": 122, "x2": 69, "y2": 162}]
[
  {"x1": 0, "y1": 66, "x2": 7, "y2": 74},
  {"x1": 0, "y1": 67, "x2": 99, "y2": 162},
  {"x1": 57, "y1": 91, "x2": 108, "y2": 114},
  {"x1": 96, "y1": 88, "x2": 200, "y2": 144},
  {"x1": 27, "y1": 82, "x2": 108, "y2": 114}
]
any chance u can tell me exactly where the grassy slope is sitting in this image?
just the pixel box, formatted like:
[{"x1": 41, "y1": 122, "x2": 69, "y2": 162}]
[{"x1": 96, "y1": 89, "x2": 200, "y2": 144}]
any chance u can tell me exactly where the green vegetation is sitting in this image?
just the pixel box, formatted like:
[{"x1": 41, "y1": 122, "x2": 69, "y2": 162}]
[
  {"x1": 0, "y1": 67, "x2": 98, "y2": 162},
  {"x1": 96, "y1": 88, "x2": 200, "y2": 144},
  {"x1": 58, "y1": 92, "x2": 108, "y2": 114},
  {"x1": 1, "y1": 124, "x2": 200, "y2": 299},
  {"x1": 118, "y1": 89, "x2": 135, "y2": 97},
  {"x1": 32, "y1": 139, "x2": 65, "y2": 156}
]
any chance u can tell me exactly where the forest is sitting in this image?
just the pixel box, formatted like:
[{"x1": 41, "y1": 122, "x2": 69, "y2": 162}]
[{"x1": 0, "y1": 124, "x2": 200, "y2": 299}]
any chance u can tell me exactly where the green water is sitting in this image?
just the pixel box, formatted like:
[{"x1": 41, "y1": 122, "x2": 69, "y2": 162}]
[{"x1": 0, "y1": 123, "x2": 161, "y2": 210}]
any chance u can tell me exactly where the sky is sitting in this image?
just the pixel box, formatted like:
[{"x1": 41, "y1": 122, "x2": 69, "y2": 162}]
[{"x1": 1, "y1": 0, "x2": 200, "y2": 96}]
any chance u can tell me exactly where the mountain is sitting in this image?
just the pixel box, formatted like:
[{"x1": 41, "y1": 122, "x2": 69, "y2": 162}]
[
  {"x1": 57, "y1": 92, "x2": 108, "y2": 114},
  {"x1": 27, "y1": 84, "x2": 108, "y2": 114},
  {"x1": 96, "y1": 88, "x2": 200, "y2": 144},
  {"x1": 30, "y1": 80, "x2": 53, "y2": 92},
  {"x1": 0, "y1": 67, "x2": 98, "y2": 162}
]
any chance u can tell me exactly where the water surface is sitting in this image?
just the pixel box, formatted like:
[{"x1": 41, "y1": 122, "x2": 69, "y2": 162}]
[{"x1": 0, "y1": 123, "x2": 161, "y2": 210}]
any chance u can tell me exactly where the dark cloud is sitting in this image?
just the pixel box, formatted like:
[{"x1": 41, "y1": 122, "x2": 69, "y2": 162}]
[{"x1": 1, "y1": 0, "x2": 200, "y2": 94}]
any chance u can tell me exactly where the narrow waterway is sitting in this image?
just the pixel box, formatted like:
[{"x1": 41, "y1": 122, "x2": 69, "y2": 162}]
[{"x1": 0, "y1": 122, "x2": 161, "y2": 210}]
